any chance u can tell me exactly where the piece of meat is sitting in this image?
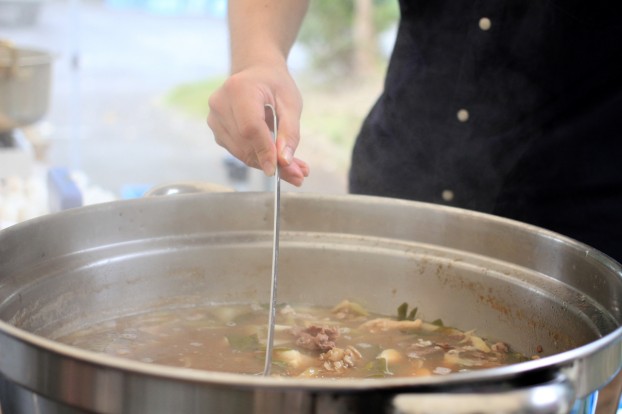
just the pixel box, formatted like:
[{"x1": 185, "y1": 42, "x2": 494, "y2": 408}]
[
  {"x1": 331, "y1": 300, "x2": 369, "y2": 320},
  {"x1": 359, "y1": 318, "x2": 422, "y2": 333},
  {"x1": 320, "y1": 346, "x2": 362, "y2": 372},
  {"x1": 491, "y1": 342, "x2": 509, "y2": 353},
  {"x1": 436, "y1": 342, "x2": 455, "y2": 351},
  {"x1": 291, "y1": 325, "x2": 340, "y2": 351},
  {"x1": 408, "y1": 345, "x2": 445, "y2": 359}
]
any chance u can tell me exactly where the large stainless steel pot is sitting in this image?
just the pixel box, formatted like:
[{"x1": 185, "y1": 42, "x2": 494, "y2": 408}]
[
  {"x1": 0, "y1": 40, "x2": 52, "y2": 132},
  {"x1": 0, "y1": 192, "x2": 620, "y2": 413}
]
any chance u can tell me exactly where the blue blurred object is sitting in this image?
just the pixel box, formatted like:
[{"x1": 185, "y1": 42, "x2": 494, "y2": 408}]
[
  {"x1": 223, "y1": 154, "x2": 249, "y2": 182},
  {"x1": 47, "y1": 167, "x2": 83, "y2": 213},
  {"x1": 104, "y1": 0, "x2": 143, "y2": 9},
  {"x1": 105, "y1": 0, "x2": 226, "y2": 17},
  {"x1": 120, "y1": 183, "x2": 152, "y2": 199}
]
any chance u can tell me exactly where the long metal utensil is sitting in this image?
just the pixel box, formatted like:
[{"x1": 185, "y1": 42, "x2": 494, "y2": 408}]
[{"x1": 263, "y1": 103, "x2": 280, "y2": 376}]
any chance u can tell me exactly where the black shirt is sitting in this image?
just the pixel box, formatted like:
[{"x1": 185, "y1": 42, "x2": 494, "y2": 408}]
[{"x1": 349, "y1": 0, "x2": 622, "y2": 260}]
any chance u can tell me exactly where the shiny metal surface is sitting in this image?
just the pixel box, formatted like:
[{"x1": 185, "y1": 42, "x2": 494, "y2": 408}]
[
  {"x1": 393, "y1": 373, "x2": 575, "y2": 414},
  {"x1": 0, "y1": 192, "x2": 621, "y2": 413},
  {"x1": 145, "y1": 181, "x2": 234, "y2": 196}
]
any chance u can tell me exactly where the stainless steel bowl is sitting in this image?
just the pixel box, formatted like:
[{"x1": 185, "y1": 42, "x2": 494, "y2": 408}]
[{"x1": 0, "y1": 41, "x2": 52, "y2": 132}]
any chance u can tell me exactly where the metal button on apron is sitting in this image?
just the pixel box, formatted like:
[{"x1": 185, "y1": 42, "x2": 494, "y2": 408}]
[
  {"x1": 479, "y1": 17, "x2": 491, "y2": 31},
  {"x1": 442, "y1": 190, "x2": 455, "y2": 201},
  {"x1": 457, "y1": 109, "x2": 469, "y2": 122}
]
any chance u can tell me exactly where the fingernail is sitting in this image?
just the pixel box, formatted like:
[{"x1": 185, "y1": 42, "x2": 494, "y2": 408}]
[
  {"x1": 281, "y1": 146, "x2": 294, "y2": 165},
  {"x1": 261, "y1": 160, "x2": 276, "y2": 177}
]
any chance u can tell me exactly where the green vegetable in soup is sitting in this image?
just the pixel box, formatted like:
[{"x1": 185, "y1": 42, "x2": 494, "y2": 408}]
[
  {"x1": 397, "y1": 302, "x2": 418, "y2": 321},
  {"x1": 364, "y1": 357, "x2": 393, "y2": 378}
]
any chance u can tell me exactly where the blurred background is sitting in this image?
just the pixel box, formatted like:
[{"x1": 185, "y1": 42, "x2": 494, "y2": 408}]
[{"x1": 0, "y1": 0, "x2": 398, "y2": 228}]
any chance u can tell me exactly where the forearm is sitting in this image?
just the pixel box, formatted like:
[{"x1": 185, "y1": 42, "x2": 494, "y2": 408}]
[{"x1": 228, "y1": 0, "x2": 309, "y2": 73}]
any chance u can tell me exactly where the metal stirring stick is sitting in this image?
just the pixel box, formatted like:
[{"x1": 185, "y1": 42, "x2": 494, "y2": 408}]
[{"x1": 263, "y1": 103, "x2": 280, "y2": 376}]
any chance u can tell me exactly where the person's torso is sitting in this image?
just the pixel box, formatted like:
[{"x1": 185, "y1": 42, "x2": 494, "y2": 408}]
[
  {"x1": 349, "y1": 1, "x2": 622, "y2": 258},
  {"x1": 352, "y1": 0, "x2": 622, "y2": 209}
]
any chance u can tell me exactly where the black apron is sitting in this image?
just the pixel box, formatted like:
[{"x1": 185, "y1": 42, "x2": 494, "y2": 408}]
[{"x1": 349, "y1": 0, "x2": 622, "y2": 260}]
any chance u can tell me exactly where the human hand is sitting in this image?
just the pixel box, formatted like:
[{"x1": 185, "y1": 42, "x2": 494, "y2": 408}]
[{"x1": 207, "y1": 65, "x2": 309, "y2": 186}]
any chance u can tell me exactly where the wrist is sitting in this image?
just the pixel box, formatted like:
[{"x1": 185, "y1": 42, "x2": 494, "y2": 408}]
[{"x1": 230, "y1": 48, "x2": 288, "y2": 74}]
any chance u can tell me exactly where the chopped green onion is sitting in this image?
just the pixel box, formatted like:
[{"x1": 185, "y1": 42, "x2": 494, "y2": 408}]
[
  {"x1": 226, "y1": 333, "x2": 260, "y2": 352},
  {"x1": 397, "y1": 303, "x2": 418, "y2": 321},
  {"x1": 397, "y1": 303, "x2": 408, "y2": 321}
]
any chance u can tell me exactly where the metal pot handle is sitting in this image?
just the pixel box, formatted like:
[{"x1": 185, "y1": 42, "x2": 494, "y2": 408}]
[
  {"x1": 145, "y1": 181, "x2": 234, "y2": 197},
  {"x1": 391, "y1": 374, "x2": 576, "y2": 414}
]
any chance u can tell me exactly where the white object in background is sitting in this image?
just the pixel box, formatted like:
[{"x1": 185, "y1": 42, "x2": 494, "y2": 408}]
[
  {"x1": 0, "y1": 174, "x2": 48, "y2": 229},
  {"x1": 0, "y1": 129, "x2": 34, "y2": 178}
]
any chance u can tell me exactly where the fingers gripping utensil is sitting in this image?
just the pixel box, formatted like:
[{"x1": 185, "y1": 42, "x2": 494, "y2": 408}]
[{"x1": 263, "y1": 103, "x2": 280, "y2": 376}]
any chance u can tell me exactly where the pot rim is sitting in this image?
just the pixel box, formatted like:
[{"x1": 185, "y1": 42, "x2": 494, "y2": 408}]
[{"x1": 0, "y1": 46, "x2": 53, "y2": 68}]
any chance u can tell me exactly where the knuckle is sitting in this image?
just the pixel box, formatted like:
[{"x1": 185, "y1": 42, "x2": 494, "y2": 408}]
[
  {"x1": 226, "y1": 72, "x2": 246, "y2": 88},
  {"x1": 241, "y1": 152, "x2": 259, "y2": 169},
  {"x1": 254, "y1": 145, "x2": 272, "y2": 159},
  {"x1": 238, "y1": 122, "x2": 264, "y2": 141},
  {"x1": 207, "y1": 88, "x2": 224, "y2": 110}
]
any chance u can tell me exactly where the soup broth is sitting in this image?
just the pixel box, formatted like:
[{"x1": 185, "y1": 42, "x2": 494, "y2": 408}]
[{"x1": 56, "y1": 300, "x2": 530, "y2": 378}]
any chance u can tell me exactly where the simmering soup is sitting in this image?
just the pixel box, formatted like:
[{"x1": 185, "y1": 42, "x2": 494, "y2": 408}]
[{"x1": 56, "y1": 300, "x2": 532, "y2": 378}]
